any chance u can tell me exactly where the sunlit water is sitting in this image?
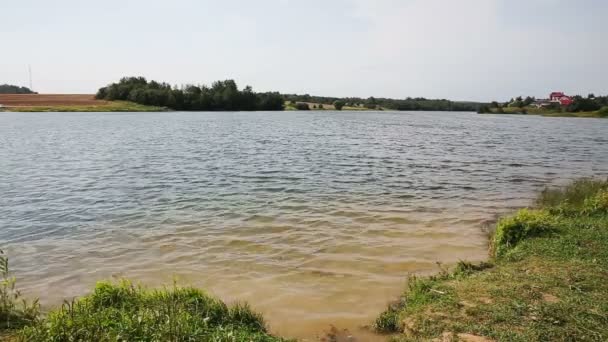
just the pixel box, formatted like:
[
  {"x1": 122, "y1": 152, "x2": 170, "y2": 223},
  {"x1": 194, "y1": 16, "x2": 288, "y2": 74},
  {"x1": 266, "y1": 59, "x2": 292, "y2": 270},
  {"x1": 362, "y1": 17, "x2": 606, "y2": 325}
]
[{"x1": 1, "y1": 111, "x2": 608, "y2": 340}]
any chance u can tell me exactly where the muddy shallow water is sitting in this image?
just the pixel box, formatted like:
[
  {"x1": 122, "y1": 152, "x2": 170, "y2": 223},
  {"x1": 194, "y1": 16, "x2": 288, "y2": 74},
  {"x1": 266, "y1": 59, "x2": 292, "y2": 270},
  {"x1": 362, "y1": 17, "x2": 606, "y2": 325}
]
[{"x1": 1, "y1": 111, "x2": 607, "y2": 340}]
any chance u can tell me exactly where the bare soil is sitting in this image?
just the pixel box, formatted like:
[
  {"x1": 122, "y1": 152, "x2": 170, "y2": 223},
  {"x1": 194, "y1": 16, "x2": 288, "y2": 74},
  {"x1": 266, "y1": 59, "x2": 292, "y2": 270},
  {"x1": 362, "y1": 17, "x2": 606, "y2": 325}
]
[{"x1": 0, "y1": 94, "x2": 106, "y2": 107}]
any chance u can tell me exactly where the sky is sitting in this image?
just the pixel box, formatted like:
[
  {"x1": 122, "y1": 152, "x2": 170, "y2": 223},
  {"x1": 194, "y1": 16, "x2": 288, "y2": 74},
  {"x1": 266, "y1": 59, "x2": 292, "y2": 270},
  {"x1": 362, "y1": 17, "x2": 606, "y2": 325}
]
[{"x1": 1, "y1": 0, "x2": 607, "y2": 101}]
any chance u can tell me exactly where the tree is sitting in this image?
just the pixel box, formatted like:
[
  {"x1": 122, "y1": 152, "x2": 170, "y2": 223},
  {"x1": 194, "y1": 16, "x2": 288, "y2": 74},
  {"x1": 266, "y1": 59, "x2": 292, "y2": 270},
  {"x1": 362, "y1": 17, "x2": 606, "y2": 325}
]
[
  {"x1": 0, "y1": 84, "x2": 36, "y2": 94},
  {"x1": 478, "y1": 106, "x2": 494, "y2": 114},
  {"x1": 333, "y1": 100, "x2": 345, "y2": 110},
  {"x1": 96, "y1": 77, "x2": 284, "y2": 111},
  {"x1": 568, "y1": 96, "x2": 601, "y2": 112},
  {"x1": 295, "y1": 102, "x2": 310, "y2": 110}
]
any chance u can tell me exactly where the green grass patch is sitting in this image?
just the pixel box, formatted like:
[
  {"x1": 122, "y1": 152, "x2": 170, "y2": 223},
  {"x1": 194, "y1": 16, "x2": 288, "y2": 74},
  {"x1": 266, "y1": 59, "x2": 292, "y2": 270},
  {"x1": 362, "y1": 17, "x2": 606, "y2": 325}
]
[
  {"x1": 376, "y1": 178, "x2": 608, "y2": 341},
  {"x1": 19, "y1": 281, "x2": 289, "y2": 341},
  {"x1": 492, "y1": 209, "x2": 556, "y2": 257},
  {"x1": 3, "y1": 101, "x2": 165, "y2": 112}
]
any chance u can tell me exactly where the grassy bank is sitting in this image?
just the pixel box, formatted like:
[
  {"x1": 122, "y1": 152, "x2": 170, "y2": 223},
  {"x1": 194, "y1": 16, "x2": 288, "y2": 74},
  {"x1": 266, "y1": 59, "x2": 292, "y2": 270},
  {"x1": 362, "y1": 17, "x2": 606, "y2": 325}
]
[
  {"x1": 375, "y1": 179, "x2": 608, "y2": 341},
  {"x1": 483, "y1": 106, "x2": 608, "y2": 118},
  {"x1": 2, "y1": 101, "x2": 166, "y2": 112},
  {"x1": 20, "y1": 282, "x2": 288, "y2": 341},
  {"x1": 1, "y1": 279, "x2": 289, "y2": 341},
  {"x1": 1, "y1": 251, "x2": 286, "y2": 341}
]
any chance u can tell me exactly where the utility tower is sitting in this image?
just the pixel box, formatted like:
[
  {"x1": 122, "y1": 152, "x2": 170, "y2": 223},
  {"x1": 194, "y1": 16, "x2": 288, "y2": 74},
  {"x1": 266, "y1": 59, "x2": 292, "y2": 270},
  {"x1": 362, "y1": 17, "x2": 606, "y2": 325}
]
[{"x1": 28, "y1": 65, "x2": 33, "y2": 91}]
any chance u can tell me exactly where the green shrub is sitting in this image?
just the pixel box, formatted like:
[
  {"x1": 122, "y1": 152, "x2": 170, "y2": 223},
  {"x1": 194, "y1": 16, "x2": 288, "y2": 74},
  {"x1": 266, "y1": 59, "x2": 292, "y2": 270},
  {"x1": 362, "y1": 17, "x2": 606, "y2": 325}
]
[
  {"x1": 21, "y1": 281, "x2": 285, "y2": 342},
  {"x1": 492, "y1": 209, "x2": 555, "y2": 257},
  {"x1": 536, "y1": 178, "x2": 608, "y2": 209},
  {"x1": 582, "y1": 189, "x2": 608, "y2": 216},
  {"x1": 374, "y1": 306, "x2": 400, "y2": 333},
  {"x1": 295, "y1": 102, "x2": 310, "y2": 110},
  {"x1": 0, "y1": 250, "x2": 39, "y2": 331},
  {"x1": 598, "y1": 106, "x2": 608, "y2": 117},
  {"x1": 333, "y1": 100, "x2": 345, "y2": 110}
]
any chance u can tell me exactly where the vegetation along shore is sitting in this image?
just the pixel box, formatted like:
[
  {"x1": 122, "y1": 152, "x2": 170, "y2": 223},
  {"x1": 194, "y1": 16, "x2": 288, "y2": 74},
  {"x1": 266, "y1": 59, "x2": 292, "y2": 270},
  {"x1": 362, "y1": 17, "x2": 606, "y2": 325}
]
[
  {"x1": 375, "y1": 178, "x2": 608, "y2": 341},
  {"x1": 1, "y1": 178, "x2": 607, "y2": 341},
  {"x1": 3, "y1": 80, "x2": 607, "y2": 117},
  {"x1": 1, "y1": 78, "x2": 487, "y2": 113},
  {"x1": 478, "y1": 93, "x2": 608, "y2": 118}
]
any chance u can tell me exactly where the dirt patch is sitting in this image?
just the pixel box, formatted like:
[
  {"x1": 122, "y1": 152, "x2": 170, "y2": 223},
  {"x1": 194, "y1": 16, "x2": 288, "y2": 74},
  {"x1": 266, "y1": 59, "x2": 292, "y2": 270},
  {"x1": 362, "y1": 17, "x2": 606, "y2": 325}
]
[
  {"x1": 433, "y1": 332, "x2": 495, "y2": 342},
  {"x1": 0, "y1": 94, "x2": 105, "y2": 107},
  {"x1": 541, "y1": 293, "x2": 560, "y2": 303}
]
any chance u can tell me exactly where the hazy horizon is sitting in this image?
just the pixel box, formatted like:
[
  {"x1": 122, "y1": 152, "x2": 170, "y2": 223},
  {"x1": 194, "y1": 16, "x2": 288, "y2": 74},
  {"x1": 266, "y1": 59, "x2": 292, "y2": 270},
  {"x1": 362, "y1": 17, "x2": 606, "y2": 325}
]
[{"x1": 2, "y1": 0, "x2": 607, "y2": 102}]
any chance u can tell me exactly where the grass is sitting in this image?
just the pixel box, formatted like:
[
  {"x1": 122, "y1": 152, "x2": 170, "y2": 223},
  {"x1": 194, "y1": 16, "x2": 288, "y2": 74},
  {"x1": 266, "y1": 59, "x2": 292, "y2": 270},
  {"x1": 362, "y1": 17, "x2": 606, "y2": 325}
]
[
  {"x1": 2, "y1": 101, "x2": 166, "y2": 112},
  {"x1": 19, "y1": 281, "x2": 289, "y2": 341},
  {"x1": 0, "y1": 252, "x2": 287, "y2": 341},
  {"x1": 375, "y1": 178, "x2": 608, "y2": 341}
]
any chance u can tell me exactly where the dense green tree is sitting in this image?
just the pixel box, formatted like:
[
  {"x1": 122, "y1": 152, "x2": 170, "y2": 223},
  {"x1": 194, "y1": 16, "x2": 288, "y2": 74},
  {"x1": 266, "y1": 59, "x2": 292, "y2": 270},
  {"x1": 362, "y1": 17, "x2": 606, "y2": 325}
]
[
  {"x1": 333, "y1": 100, "x2": 345, "y2": 110},
  {"x1": 567, "y1": 96, "x2": 602, "y2": 112},
  {"x1": 477, "y1": 106, "x2": 491, "y2": 114},
  {"x1": 523, "y1": 96, "x2": 535, "y2": 106},
  {"x1": 0, "y1": 84, "x2": 36, "y2": 94},
  {"x1": 295, "y1": 102, "x2": 310, "y2": 110},
  {"x1": 96, "y1": 77, "x2": 283, "y2": 111}
]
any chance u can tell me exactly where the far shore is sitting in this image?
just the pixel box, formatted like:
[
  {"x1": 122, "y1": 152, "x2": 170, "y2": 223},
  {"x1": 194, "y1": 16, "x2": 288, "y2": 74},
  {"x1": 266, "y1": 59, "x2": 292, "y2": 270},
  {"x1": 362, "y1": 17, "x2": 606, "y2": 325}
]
[
  {"x1": 0, "y1": 94, "x2": 377, "y2": 113},
  {"x1": 0, "y1": 94, "x2": 165, "y2": 112},
  {"x1": 481, "y1": 105, "x2": 607, "y2": 118},
  {"x1": 2, "y1": 94, "x2": 606, "y2": 118}
]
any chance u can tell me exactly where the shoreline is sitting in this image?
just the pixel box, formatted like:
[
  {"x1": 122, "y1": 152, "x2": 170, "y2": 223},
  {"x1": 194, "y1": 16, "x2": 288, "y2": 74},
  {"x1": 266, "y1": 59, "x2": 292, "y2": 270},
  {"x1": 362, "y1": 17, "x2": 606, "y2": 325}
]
[
  {"x1": 0, "y1": 101, "x2": 166, "y2": 113},
  {"x1": 3, "y1": 179, "x2": 607, "y2": 341},
  {"x1": 374, "y1": 179, "x2": 608, "y2": 341},
  {"x1": 481, "y1": 107, "x2": 606, "y2": 119}
]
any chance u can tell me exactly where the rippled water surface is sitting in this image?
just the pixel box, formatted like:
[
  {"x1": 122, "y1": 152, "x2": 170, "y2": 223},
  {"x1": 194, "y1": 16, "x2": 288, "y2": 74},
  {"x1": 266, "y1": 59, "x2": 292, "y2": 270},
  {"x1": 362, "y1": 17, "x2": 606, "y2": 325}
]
[{"x1": 1, "y1": 111, "x2": 608, "y2": 340}]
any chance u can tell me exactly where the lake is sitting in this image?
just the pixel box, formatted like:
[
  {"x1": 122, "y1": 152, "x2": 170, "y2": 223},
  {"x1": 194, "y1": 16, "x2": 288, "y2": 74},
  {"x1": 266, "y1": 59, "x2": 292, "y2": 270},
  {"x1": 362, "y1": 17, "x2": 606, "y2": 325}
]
[{"x1": 1, "y1": 111, "x2": 607, "y2": 340}]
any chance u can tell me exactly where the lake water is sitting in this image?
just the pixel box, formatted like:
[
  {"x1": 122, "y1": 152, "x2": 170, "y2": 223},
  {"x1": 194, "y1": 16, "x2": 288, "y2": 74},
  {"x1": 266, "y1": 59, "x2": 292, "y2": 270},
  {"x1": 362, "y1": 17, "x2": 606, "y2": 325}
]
[{"x1": 1, "y1": 111, "x2": 608, "y2": 340}]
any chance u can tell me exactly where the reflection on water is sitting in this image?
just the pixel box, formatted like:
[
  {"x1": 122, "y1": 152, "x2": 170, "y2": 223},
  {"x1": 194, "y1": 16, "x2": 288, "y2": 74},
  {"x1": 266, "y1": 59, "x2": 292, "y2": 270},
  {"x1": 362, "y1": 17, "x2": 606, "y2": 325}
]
[{"x1": 1, "y1": 111, "x2": 607, "y2": 340}]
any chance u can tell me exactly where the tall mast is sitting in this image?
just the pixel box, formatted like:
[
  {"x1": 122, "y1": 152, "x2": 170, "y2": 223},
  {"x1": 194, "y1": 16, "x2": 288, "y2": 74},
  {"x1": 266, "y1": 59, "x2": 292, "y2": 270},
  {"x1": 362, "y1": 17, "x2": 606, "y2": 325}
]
[{"x1": 28, "y1": 65, "x2": 33, "y2": 91}]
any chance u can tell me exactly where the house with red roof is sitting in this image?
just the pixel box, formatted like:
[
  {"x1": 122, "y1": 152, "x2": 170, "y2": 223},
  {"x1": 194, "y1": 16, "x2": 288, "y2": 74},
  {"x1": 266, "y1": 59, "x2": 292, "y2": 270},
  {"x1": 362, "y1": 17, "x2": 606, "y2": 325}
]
[
  {"x1": 532, "y1": 92, "x2": 573, "y2": 108},
  {"x1": 549, "y1": 92, "x2": 573, "y2": 106}
]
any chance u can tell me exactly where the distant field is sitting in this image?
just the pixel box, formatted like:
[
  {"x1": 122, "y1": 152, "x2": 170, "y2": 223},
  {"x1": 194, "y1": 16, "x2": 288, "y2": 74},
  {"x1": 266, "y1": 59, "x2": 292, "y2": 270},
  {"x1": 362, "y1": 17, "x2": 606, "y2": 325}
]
[
  {"x1": 0, "y1": 94, "x2": 164, "y2": 112},
  {"x1": 0, "y1": 94, "x2": 103, "y2": 107}
]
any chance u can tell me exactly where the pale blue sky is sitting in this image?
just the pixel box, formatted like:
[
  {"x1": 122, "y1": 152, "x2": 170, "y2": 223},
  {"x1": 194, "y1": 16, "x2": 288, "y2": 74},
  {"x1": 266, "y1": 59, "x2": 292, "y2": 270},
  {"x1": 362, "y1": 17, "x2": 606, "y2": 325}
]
[{"x1": 2, "y1": 0, "x2": 607, "y2": 101}]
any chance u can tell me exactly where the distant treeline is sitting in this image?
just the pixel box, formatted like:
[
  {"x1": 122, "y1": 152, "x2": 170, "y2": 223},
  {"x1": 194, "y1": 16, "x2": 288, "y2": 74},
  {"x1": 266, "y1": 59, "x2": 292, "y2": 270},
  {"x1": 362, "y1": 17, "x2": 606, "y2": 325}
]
[
  {"x1": 567, "y1": 95, "x2": 608, "y2": 112},
  {"x1": 282, "y1": 94, "x2": 485, "y2": 111},
  {"x1": 96, "y1": 77, "x2": 488, "y2": 112},
  {"x1": 96, "y1": 77, "x2": 284, "y2": 111},
  {"x1": 0, "y1": 84, "x2": 36, "y2": 94}
]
